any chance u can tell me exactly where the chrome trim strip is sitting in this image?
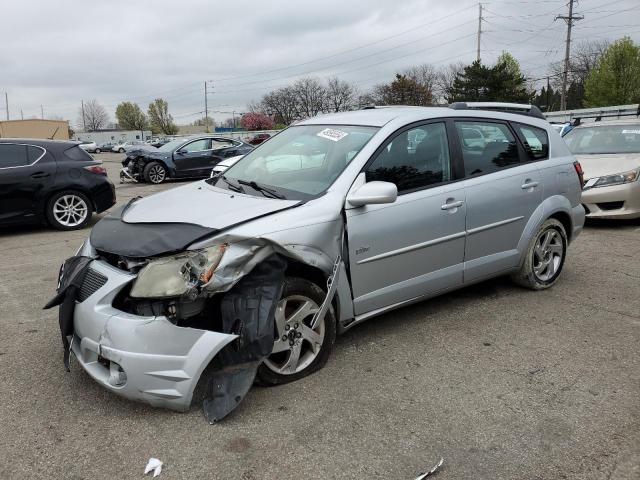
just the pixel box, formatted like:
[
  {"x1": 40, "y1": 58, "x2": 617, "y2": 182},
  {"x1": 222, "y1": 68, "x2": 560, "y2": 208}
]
[
  {"x1": 466, "y1": 216, "x2": 524, "y2": 235},
  {"x1": 356, "y1": 230, "x2": 466, "y2": 265},
  {"x1": 0, "y1": 143, "x2": 46, "y2": 170}
]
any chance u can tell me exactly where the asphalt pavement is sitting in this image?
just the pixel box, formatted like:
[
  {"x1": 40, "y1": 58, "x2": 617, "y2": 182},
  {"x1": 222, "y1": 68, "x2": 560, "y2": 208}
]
[{"x1": 0, "y1": 153, "x2": 638, "y2": 479}]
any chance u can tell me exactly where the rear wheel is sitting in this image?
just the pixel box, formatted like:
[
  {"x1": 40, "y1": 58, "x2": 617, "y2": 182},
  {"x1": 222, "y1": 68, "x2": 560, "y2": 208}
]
[
  {"x1": 256, "y1": 277, "x2": 336, "y2": 386},
  {"x1": 143, "y1": 161, "x2": 167, "y2": 184},
  {"x1": 46, "y1": 190, "x2": 92, "y2": 231},
  {"x1": 118, "y1": 148, "x2": 125, "y2": 153},
  {"x1": 511, "y1": 218, "x2": 567, "y2": 290},
  {"x1": 95, "y1": 148, "x2": 101, "y2": 153}
]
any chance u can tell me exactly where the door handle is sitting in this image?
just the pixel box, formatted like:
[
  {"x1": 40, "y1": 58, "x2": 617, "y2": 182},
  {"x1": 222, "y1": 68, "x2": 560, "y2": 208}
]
[
  {"x1": 30, "y1": 172, "x2": 50, "y2": 179},
  {"x1": 521, "y1": 180, "x2": 539, "y2": 190},
  {"x1": 441, "y1": 200, "x2": 464, "y2": 210}
]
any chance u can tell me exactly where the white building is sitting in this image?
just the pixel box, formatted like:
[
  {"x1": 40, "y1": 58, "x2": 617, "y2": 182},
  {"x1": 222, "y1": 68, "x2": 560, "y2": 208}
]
[{"x1": 74, "y1": 129, "x2": 153, "y2": 144}]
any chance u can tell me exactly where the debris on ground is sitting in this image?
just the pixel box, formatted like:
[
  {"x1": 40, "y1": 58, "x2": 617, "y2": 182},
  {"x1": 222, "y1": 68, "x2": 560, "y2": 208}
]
[
  {"x1": 414, "y1": 458, "x2": 444, "y2": 479},
  {"x1": 144, "y1": 458, "x2": 163, "y2": 477}
]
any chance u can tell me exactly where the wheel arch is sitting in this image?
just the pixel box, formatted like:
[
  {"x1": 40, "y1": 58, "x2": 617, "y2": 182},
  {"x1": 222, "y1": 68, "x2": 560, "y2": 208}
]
[{"x1": 41, "y1": 185, "x2": 97, "y2": 217}]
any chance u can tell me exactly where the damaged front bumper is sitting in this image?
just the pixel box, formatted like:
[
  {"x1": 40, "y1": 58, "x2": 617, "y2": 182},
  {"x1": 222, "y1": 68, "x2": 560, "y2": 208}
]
[{"x1": 71, "y1": 259, "x2": 237, "y2": 411}]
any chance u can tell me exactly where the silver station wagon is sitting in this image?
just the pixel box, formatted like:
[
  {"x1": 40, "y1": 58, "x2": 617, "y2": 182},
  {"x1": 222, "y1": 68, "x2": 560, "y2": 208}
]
[{"x1": 56, "y1": 103, "x2": 585, "y2": 421}]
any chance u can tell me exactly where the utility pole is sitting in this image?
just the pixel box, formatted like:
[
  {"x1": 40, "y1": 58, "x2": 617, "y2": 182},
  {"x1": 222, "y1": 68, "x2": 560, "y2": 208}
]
[
  {"x1": 41, "y1": 105, "x2": 44, "y2": 119},
  {"x1": 4, "y1": 92, "x2": 8, "y2": 120},
  {"x1": 546, "y1": 76, "x2": 551, "y2": 112},
  {"x1": 21, "y1": 109, "x2": 24, "y2": 120},
  {"x1": 81, "y1": 99, "x2": 87, "y2": 131},
  {"x1": 476, "y1": 3, "x2": 483, "y2": 63},
  {"x1": 556, "y1": 0, "x2": 583, "y2": 111},
  {"x1": 204, "y1": 81, "x2": 209, "y2": 133}
]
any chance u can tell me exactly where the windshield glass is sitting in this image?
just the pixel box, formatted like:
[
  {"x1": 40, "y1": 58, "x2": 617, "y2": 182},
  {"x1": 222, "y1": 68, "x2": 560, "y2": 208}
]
[
  {"x1": 564, "y1": 124, "x2": 640, "y2": 154},
  {"x1": 158, "y1": 138, "x2": 187, "y2": 152},
  {"x1": 216, "y1": 125, "x2": 378, "y2": 199}
]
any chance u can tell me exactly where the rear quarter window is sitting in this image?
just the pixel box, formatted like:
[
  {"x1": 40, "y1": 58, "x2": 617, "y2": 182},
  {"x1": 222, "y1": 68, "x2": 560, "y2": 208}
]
[
  {"x1": 64, "y1": 146, "x2": 94, "y2": 161},
  {"x1": 514, "y1": 123, "x2": 549, "y2": 160}
]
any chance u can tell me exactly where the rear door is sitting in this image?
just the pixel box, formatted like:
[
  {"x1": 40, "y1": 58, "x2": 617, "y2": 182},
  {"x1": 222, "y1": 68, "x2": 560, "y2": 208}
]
[
  {"x1": 346, "y1": 120, "x2": 467, "y2": 315},
  {"x1": 453, "y1": 119, "x2": 543, "y2": 282},
  {"x1": 0, "y1": 143, "x2": 55, "y2": 224},
  {"x1": 172, "y1": 138, "x2": 212, "y2": 176}
]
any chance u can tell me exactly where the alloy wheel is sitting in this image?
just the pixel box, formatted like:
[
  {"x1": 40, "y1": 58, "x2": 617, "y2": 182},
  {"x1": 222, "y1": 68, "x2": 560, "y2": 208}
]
[
  {"x1": 263, "y1": 295, "x2": 325, "y2": 375},
  {"x1": 148, "y1": 165, "x2": 166, "y2": 183},
  {"x1": 532, "y1": 229, "x2": 564, "y2": 282},
  {"x1": 53, "y1": 194, "x2": 89, "y2": 227}
]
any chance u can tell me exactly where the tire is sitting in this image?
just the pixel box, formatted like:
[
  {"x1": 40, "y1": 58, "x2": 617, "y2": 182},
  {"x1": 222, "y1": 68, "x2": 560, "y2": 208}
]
[
  {"x1": 45, "y1": 190, "x2": 92, "y2": 231},
  {"x1": 256, "y1": 277, "x2": 337, "y2": 386},
  {"x1": 511, "y1": 218, "x2": 568, "y2": 290},
  {"x1": 95, "y1": 148, "x2": 101, "y2": 153},
  {"x1": 118, "y1": 148, "x2": 125, "y2": 153},
  {"x1": 143, "y1": 161, "x2": 167, "y2": 184}
]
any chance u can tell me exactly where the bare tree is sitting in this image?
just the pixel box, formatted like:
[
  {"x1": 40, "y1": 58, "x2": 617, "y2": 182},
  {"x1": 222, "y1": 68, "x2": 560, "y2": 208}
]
[
  {"x1": 325, "y1": 77, "x2": 358, "y2": 112},
  {"x1": 147, "y1": 98, "x2": 178, "y2": 135},
  {"x1": 404, "y1": 64, "x2": 438, "y2": 100},
  {"x1": 261, "y1": 86, "x2": 300, "y2": 125},
  {"x1": 78, "y1": 99, "x2": 109, "y2": 131},
  {"x1": 434, "y1": 62, "x2": 465, "y2": 104},
  {"x1": 293, "y1": 77, "x2": 327, "y2": 119}
]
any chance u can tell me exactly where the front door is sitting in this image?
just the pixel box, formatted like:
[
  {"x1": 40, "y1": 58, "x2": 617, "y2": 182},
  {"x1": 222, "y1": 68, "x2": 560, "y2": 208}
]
[
  {"x1": 346, "y1": 121, "x2": 467, "y2": 316},
  {"x1": 0, "y1": 143, "x2": 55, "y2": 224},
  {"x1": 453, "y1": 120, "x2": 543, "y2": 282},
  {"x1": 172, "y1": 138, "x2": 212, "y2": 176}
]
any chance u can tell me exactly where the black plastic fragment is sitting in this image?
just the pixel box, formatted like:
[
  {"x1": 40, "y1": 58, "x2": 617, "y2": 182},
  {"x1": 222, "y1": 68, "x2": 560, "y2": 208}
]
[{"x1": 202, "y1": 255, "x2": 286, "y2": 423}]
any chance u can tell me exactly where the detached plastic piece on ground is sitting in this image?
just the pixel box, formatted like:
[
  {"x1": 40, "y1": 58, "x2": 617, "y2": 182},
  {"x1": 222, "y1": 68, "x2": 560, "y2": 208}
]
[
  {"x1": 201, "y1": 255, "x2": 286, "y2": 423},
  {"x1": 414, "y1": 458, "x2": 444, "y2": 479},
  {"x1": 144, "y1": 458, "x2": 163, "y2": 477}
]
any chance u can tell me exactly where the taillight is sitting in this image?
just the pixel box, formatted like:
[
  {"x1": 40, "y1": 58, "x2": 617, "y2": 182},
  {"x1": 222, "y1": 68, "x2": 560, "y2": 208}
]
[
  {"x1": 84, "y1": 165, "x2": 107, "y2": 175},
  {"x1": 573, "y1": 161, "x2": 584, "y2": 187}
]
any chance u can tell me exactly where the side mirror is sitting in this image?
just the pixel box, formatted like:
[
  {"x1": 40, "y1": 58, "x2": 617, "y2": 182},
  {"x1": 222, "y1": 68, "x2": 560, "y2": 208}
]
[
  {"x1": 346, "y1": 181, "x2": 397, "y2": 207},
  {"x1": 176, "y1": 149, "x2": 186, "y2": 155}
]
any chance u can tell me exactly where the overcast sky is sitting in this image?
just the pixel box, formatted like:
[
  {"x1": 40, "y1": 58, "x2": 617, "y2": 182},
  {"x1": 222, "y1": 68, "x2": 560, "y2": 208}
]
[{"x1": 1, "y1": 0, "x2": 638, "y2": 128}]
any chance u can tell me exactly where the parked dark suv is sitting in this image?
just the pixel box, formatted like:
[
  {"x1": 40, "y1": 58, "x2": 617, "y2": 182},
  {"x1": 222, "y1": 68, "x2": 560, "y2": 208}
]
[{"x1": 0, "y1": 139, "x2": 116, "y2": 230}]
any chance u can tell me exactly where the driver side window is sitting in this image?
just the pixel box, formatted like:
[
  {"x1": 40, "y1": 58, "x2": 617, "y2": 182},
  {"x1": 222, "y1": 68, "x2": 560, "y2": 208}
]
[
  {"x1": 183, "y1": 139, "x2": 211, "y2": 153},
  {"x1": 366, "y1": 122, "x2": 451, "y2": 194}
]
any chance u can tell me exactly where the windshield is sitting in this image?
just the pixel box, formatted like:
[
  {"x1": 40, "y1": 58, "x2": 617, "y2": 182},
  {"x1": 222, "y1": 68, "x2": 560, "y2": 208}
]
[
  {"x1": 158, "y1": 138, "x2": 188, "y2": 152},
  {"x1": 216, "y1": 125, "x2": 378, "y2": 199},
  {"x1": 564, "y1": 124, "x2": 640, "y2": 154}
]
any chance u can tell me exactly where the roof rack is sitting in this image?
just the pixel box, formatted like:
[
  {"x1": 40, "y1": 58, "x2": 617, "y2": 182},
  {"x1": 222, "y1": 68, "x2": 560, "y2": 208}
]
[
  {"x1": 570, "y1": 107, "x2": 640, "y2": 126},
  {"x1": 448, "y1": 102, "x2": 546, "y2": 120}
]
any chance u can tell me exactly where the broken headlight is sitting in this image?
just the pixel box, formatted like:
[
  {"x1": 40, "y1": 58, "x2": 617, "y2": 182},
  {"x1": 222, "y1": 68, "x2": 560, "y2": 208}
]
[{"x1": 130, "y1": 245, "x2": 226, "y2": 298}]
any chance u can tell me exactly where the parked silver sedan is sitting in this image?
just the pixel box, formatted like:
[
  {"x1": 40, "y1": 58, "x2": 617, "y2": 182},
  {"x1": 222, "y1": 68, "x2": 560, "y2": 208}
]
[{"x1": 56, "y1": 105, "x2": 584, "y2": 421}]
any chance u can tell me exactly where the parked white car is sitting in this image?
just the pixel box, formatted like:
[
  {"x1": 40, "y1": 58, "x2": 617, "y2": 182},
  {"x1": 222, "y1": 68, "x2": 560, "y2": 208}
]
[
  {"x1": 78, "y1": 141, "x2": 98, "y2": 153},
  {"x1": 210, "y1": 155, "x2": 244, "y2": 177}
]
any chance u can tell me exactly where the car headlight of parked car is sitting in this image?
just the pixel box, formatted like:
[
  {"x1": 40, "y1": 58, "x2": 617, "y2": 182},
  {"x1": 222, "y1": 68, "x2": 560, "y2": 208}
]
[
  {"x1": 584, "y1": 168, "x2": 639, "y2": 189},
  {"x1": 130, "y1": 245, "x2": 226, "y2": 298}
]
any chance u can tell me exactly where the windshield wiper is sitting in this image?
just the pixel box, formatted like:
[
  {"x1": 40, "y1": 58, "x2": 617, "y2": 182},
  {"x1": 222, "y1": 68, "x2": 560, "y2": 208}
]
[
  {"x1": 237, "y1": 179, "x2": 286, "y2": 199},
  {"x1": 220, "y1": 176, "x2": 244, "y2": 193}
]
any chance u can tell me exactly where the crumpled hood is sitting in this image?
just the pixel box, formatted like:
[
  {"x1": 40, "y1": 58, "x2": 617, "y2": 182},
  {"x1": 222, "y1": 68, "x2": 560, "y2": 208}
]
[
  {"x1": 576, "y1": 153, "x2": 640, "y2": 180},
  {"x1": 122, "y1": 180, "x2": 300, "y2": 228}
]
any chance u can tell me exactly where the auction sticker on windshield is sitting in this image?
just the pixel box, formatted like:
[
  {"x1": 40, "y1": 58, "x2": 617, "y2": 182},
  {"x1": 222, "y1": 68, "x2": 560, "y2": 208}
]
[{"x1": 317, "y1": 128, "x2": 349, "y2": 142}]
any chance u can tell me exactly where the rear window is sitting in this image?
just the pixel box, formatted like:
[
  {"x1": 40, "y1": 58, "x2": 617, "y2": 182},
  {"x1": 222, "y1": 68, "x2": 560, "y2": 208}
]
[{"x1": 64, "y1": 146, "x2": 94, "y2": 161}]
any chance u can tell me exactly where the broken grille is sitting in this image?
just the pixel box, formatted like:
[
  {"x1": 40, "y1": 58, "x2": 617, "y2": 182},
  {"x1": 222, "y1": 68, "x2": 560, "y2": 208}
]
[{"x1": 78, "y1": 268, "x2": 108, "y2": 302}]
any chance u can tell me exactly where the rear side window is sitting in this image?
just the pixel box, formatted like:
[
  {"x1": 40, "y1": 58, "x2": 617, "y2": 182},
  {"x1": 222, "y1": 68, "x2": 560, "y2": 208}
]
[
  {"x1": 514, "y1": 123, "x2": 549, "y2": 160},
  {"x1": 366, "y1": 122, "x2": 451, "y2": 193},
  {"x1": 455, "y1": 121, "x2": 520, "y2": 177},
  {"x1": 0, "y1": 144, "x2": 30, "y2": 167},
  {"x1": 64, "y1": 146, "x2": 93, "y2": 161}
]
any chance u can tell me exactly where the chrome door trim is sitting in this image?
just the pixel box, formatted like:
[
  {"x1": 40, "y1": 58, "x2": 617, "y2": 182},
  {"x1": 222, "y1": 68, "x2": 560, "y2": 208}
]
[
  {"x1": 356, "y1": 230, "x2": 466, "y2": 265},
  {"x1": 466, "y1": 216, "x2": 524, "y2": 235}
]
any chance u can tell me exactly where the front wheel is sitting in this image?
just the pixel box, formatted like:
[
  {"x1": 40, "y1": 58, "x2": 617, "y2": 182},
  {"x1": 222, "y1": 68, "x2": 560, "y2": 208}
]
[
  {"x1": 511, "y1": 218, "x2": 567, "y2": 290},
  {"x1": 256, "y1": 277, "x2": 337, "y2": 386},
  {"x1": 95, "y1": 148, "x2": 101, "y2": 153},
  {"x1": 143, "y1": 161, "x2": 167, "y2": 184},
  {"x1": 118, "y1": 148, "x2": 125, "y2": 153}
]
